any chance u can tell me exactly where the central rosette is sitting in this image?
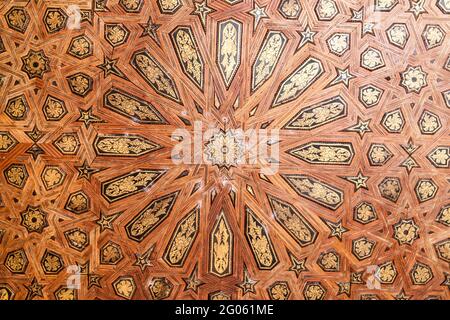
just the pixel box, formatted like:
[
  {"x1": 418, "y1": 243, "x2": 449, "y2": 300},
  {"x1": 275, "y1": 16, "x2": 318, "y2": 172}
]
[{"x1": 204, "y1": 129, "x2": 244, "y2": 169}]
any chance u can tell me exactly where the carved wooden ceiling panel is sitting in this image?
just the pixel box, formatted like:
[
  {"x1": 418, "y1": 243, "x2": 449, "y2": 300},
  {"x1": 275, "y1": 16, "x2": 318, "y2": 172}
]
[{"x1": 0, "y1": 0, "x2": 449, "y2": 300}]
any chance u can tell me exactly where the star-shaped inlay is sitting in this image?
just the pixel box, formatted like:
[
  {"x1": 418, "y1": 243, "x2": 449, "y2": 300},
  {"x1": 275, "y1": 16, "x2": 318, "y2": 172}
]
[
  {"x1": 77, "y1": 261, "x2": 90, "y2": 275},
  {"x1": 96, "y1": 211, "x2": 122, "y2": 233},
  {"x1": 400, "y1": 157, "x2": 419, "y2": 174},
  {"x1": 25, "y1": 277, "x2": 44, "y2": 300},
  {"x1": 88, "y1": 273, "x2": 102, "y2": 289},
  {"x1": 133, "y1": 244, "x2": 155, "y2": 271},
  {"x1": 248, "y1": 3, "x2": 268, "y2": 32},
  {"x1": 287, "y1": 251, "x2": 307, "y2": 277},
  {"x1": 77, "y1": 107, "x2": 103, "y2": 128},
  {"x1": 321, "y1": 218, "x2": 348, "y2": 241},
  {"x1": 341, "y1": 170, "x2": 369, "y2": 191},
  {"x1": 362, "y1": 22, "x2": 375, "y2": 36},
  {"x1": 343, "y1": 117, "x2": 372, "y2": 138},
  {"x1": 296, "y1": 25, "x2": 316, "y2": 50},
  {"x1": 328, "y1": 67, "x2": 355, "y2": 87},
  {"x1": 75, "y1": 160, "x2": 104, "y2": 181},
  {"x1": 350, "y1": 271, "x2": 364, "y2": 284},
  {"x1": 26, "y1": 144, "x2": 45, "y2": 160},
  {"x1": 139, "y1": 17, "x2": 161, "y2": 44},
  {"x1": 191, "y1": 0, "x2": 215, "y2": 31},
  {"x1": 97, "y1": 56, "x2": 127, "y2": 79},
  {"x1": 25, "y1": 125, "x2": 45, "y2": 142},
  {"x1": 336, "y1": 282, "x2": 351, "y2": 297},
  {"x1": 401, "y1": 138, "x2": 420, "y2": 155},
  {"x1": 394, "y1": 289, "x2": 412, "y2": 300},
  {"x1": 407, "y1": 0, "x2": 426, "y2": 19},
  {"x1": 348, "y1": 7, "x2": 364, "y2": 22},
  {"x1": 237, "y1": 266, "x2": 258, "y2": 295},
  {"x1": 183, "y1": 263, "x2": 204, "y2": 294}
]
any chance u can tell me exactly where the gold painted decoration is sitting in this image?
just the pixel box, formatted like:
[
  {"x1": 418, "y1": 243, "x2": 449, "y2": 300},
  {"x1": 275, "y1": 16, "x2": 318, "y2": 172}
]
[
  {"x1": 93, "y1": 134, "x2": 162, "y2": 156},
  {"x1": 427, "y1": 146, "x2": 450, "y2": 168},
  {"x1": 41, "y1": 165, "x2": 66, "y2": 190},
  {"x1": 303, "y1": 282, "x2": 326, "y2": 300},
  {"x1": 104, "y1": 88, "x2": 167, "y2": 124},
  {"x1": 163, "y1": 206, "x2": 200, "y2": 267},
  {"x1": 272, "y1": 57, "x2": 324, "y2": 107},
  {"x1": 113, "y1": 276, "x2": 136, "y2": 299},
  {"x1": 267, "y1": 194, "x2": 317, "y2": 246},
  {"x1": 125, "y1": 191, "x2": 179, "y2": 242},
  {"x1": 64, "y1": 228, "x2": 89, "y2": 252},
  {"x1": 149, "y1": 277, "x2": 173, "y2": 300},
  {"x1": 5, "y1": 7, "x2": 30, "y2": 33},
  {"x1": 245, "y1": 206, "x2": 278, "y2": 270},
  {"x1": 4, "y1": 163, "x2": 28, "y2": 189},
  {"x1": 101, "y1": 169, "x2": 166, "y2": 203},
  {"x1": 170, "y1": 26, "x2": 204, "y2": 90},
  {"x1": 267, "y1": 281, "x2": 290, "y2": 300},
  {"x1": 65, "y1": 191, "x2": 90, "y2": 214},
  {"x1": 287, "y1": 142, "x2": 354, "y2": 165},
  {"x1": 131, "y1": 49, "x2": 182, "y2": 104},
  {"x1": 0, "y1": 132, "x2": 18, "y2": 153},
  {"x1": 21, "y1": 49, "x2": 50, "y2": 79},
  {"x1": 55, "y1": 287, "x2": 77, "y2": 300},
  {"x1": 251, "y1": 30, "x2": 288, "y2": 92},
  {"x1": 5, "y1": 95, "x2": 29, "y2": 121},
  {"x1": 157, "y1": 0, "x2": 182, "y2": 14},
  {"x1": 282, "y1": 174, "x2": 344, "y2": 210},
  {"x1": 278, "y1": 0, "x2": 301, "y2": 19},
  {"x1": 54, "y1": 133, "x2": 80, "y2": 155},
  {"x1": 209, "y1": 211, "x2": 233, "y2": 277},
  {"x1": 43, "y1": 95, "x2": 67, "y2": 121},
  {"x1": 5, "y1": 249, "x2": 28, "y2": 274},
  {"x1": 41, "y1": 250, "x2": 64, "y2": 275},
  {"x1": 43, "y1": 8, "x2": 67, "y2": 34},
  {"x1": 217, "y1": 19, "x2": 242, "y2": 88},
  {"x1": 100, "y1": 241, "x2": 123, "y2": 265},
  {"x1": 20, "y1": 206, "x2": 48, "y2": 233},
  {"x1": 104, "y1": 23, "x2": 130, "y2": 47}
]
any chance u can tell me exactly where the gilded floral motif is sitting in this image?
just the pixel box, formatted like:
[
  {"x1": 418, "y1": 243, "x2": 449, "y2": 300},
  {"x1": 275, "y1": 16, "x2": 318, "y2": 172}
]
[
  {"x1": 54, "y1": 133, "x2": 80, "y2": 155},
  {"x1": 427, "y1": 147, "x2": 449, "y2": 168},
  {"x1": 283, "y1": 96, "x2": 347, "y2": 130},
  {"x1": 119, "y1": 0, "x2": 143, "y2": 12},
  {"x1": 55, "y1": 287, "x2": 76, "y2": 300},
  {"x1": 5, "y1": 249, "x2": 28, "y2": 273},
  {"x1": 68, "y1": 35, "x2": 93, "y2": 59},
  {"x1": 0, "y1": 132, "x2": 17, "y2": 152},
  {"x1": 171, "y1": 26, "x2": 204, "y2": 90},
  {"x1": 378, "y1": 177, "x2": 402, "y2": 202},
  {"x1": 163, "y1": 207, "x2": 199, "y2": 267},
  {"x1": 368, "y1": 144, "x2": 393, "y2": 166},
  {"x1": 5, "y1": 7, "x2": 30, "y2": 33},
  {"x1": 43, "y1": 95, "x2": 67, "y2": 121},
  {"x1": 102, "y1": 169, "x2": 166, "y2": 202},
  {"x1": 217, "y1": 19, "x2": 242, "y2": 88},
  {"x1": 252, "y1": 31, "x2": 287, "y2": 91},
  {"x1": 94, "y1": 134, "x2": 161, "y2": 156},
  {"x1": 436, "y1": 205, "x2": 450, "y2": 226},
  {"x1": 393, "y1": 218, "x2": 419, "y2": 245},
  {"x1": 210, "y1": 211, "x2": 233, "y2": 277},
  {"x1": 21, "y1": 49, "x2": 50, "y2": 79},
  {"x1": 245, "y1": 207, "x2": 278, "y2": 270},
  {"x1": 104, "y1": 88, "x2": 167, "y2": 124},
  {"x1": 400, "y1": 65, "x2": 427, "y2": 93},
  {"x1": 382, "y1": 109, "x2": 405, "y2": 133},
  {"x1": 434, "y1": 239, "x2": 450, "y2": 262},
  {"x1": 418, "y1": 111, "x2": 441, "y2": 134},
  {"x1": 113, "y1": 277, "x2": 136, "y2": 299},
  {"x1": 268, "y1": 281, "x2": 290, "y2": 300},
  {"x1": 317, "y1": 250, "x2": 339, "y2": 271},
  {"x1": 64, "y1": 228, "x2": 89, "y2": 251},
  {"x1": 65, "y1": 191, "x2": 90, "y2": 214},
  {"x1": 278, "y1": 0, "x2": 301, "y2": 19},
  {"x1": 327, "y1": 33, "x2": 350, "y2": 56},
  {"x1": 5, "y1": 95, "x2": 28, "y2": 120},
  {"x1": 4, "y1": 164, "x2": 28, "y2": 189},
  {"x1": 352, "y1": 238, "x2": 375, "y2": 260},
  {"x1": 422, "y1": 25, "x2": 445, "y2": 49},
  {"x1": 41, "y1": 166, "x2": 65, "y2": 190},
  {"x1": 131, "y1": 50, "x2": 181, "y2": 103},
  {"x1": 282, "y1": 174, "x2": 343, "y2": 210},
  {"x1": 361, "y1": 47, "x2": 385, "y2": 70},
  {"x1": 288, "y1": 142, "x2": 354, "y2": 165},
  {"x1": 149, "y1": 277, "x2": 173, "y2": 300},
  {"x1": 354, "y1": 202, "x2": 377, "y2": 224},
  {"x1": 375, "y1": 0, "x2": 398, "y2": 11},
  {"x1": 303, "y1": 282, "x2": 326, "y2": 300},
  {"x1": 359, "y1": 85, "x2": 383, "y2": 108},
  {"x1": 67, "y1": 73, "x2": 93, "y2": 97},
  {"x1": 387, "y1": 23, "x2": 409, "y2": 48},
  {"x1": 100, "y1": 241, "x2": 123, "y2": 265},
  {"x1": 125, "y1": 191, "x2": 178, "y2": 242},
  {"x1": 315, "y1": 0, "x2": 339, "y2": 20},
  {"x1": 410, "y1": 263, "x2": 433, "y2": 285},
  {"x1": 415, "y1": 179, "x2": 438, "y2": 202},
  {"x1": 267, "y1": 195, "x2": 317, "y2": 246},
  {"x1": 376, "y1": 261, "x2": 397, "y2": 284},
  {"x1": 158, "y1": 0, "x2": 181, "y2": 13},
  {"x1": 272, "y1": 57, "x2": 324, "y2": 107},
  {"x1": 20, "y1": 206, "x2": 48, "y2": 233},
  {"x1": 44, "y1": 8, "x2": 67, "y2": 33},
  {"x1": 104, "y1": 24, "x2": 129, "y2": 47},
  {"x1": 41, "y1": 250, "x2": 64, "y2": 274}
]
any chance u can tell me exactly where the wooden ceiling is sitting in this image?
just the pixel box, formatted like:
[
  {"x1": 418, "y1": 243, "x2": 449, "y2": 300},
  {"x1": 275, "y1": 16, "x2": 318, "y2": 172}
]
[{"x1": 0, "y1": 0, "x2": 449, "y2": 300}]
